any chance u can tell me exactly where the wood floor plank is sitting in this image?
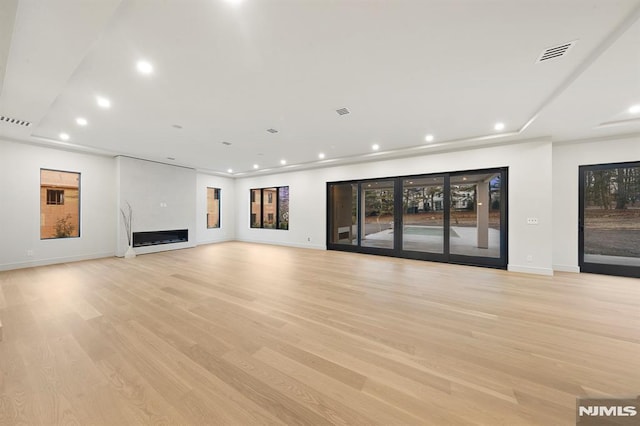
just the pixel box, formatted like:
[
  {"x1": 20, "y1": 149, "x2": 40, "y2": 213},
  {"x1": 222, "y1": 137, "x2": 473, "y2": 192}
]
[{"x1": 0, "y1": 241, "x2": 638, "y2": 424}]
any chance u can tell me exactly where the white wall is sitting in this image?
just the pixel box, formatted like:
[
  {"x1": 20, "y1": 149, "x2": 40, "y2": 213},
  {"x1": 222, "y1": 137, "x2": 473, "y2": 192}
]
[
  {"x1": 116, "y1": 156, "x2": 197, "y2": 256},
  {"x1": 552, "y1": 135, "x2": 640, "y2": 272},
  {"x1": 0, "y1": 139, "x2": 117, "y2": 270},
  {"x1": 196, "y1": 173, "x2": 235, "y2": 244},
  {"x1": 235, "y1": 140, "x2": 554, "y2": 275},
  {"x1": 14, "y1": 133, "x2": 627, "y2": 276}
]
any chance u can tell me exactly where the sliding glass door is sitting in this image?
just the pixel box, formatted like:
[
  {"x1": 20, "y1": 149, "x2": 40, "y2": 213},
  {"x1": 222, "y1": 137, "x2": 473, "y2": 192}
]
[
  {"x1": 328, "y1": 183, "x2": 358, "y2": 246},
  {"x1": 361, "y1": 180, "x2": 396, "y2": 250},
  {"x1": 579, "y1": 161, "x2": 640, "y2": 277},
  {"x1": 327, "y1": 168, "x2": 507, "y2": 269},
  {"x1": 402, "y1": 177, "x2": 445, "y2": 255},
  {"x1": 449, "y1": 172, "x2": 503, "y2": 260}
]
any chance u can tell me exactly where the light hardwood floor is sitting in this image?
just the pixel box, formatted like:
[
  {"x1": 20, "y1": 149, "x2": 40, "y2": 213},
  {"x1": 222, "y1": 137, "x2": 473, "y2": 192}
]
[{"x1": 0, "y1": 242, "x2": 639, "y2": 425}]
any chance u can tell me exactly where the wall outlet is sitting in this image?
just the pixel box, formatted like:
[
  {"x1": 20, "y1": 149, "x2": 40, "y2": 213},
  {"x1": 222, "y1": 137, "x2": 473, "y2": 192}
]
[
  {"x1": 526, "y1": 217, "x2": 539, "y2": 225},
  {"x1": 26, "y1": 249, "x2": 34, "y2": 257},
  {"x1": 526, "y1": 254, "x2": 533, "y2": 262}
]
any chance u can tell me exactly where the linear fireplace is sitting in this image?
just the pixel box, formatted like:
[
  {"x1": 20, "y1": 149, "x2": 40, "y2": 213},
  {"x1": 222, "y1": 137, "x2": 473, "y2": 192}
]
[{"x1": 133, "y1": 229, "x2": 188, "y2": 247}]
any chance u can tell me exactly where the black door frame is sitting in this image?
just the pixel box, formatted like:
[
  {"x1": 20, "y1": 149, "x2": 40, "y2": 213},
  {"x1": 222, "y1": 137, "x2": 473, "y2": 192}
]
[
  {"x1": 326, "y1": 167, "x2": 508, "y2": 269},
  {"x1": 579, "y1": 161, "x2": 640, "y2": 278}
]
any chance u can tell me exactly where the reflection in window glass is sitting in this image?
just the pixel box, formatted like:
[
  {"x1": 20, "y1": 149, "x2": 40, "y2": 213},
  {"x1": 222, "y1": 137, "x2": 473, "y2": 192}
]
[
  {"x1": 206, "y1": 187, "x2": 220, "y2": 228},
  {"x1": 263, "y1": 188, "x2": 277, "y2": 228},
  {"x1": 329, "y1": 183, "x2": 357, "y2": 245},
  {"x1": 402, "y1": 177, "x2": 444, "y2": 253},
  {"x1": 278, "y1": 187, "x2": 289, "y2": 230},
  {"x1": 40, "y1": 169, "x2": 80, "y2": 239},
  {"x1": 251, "y1": 189, "x2": 262, "y2": 228},
  {"x1": 361, "y1": 181, "x2": 395, "y2": 249},
  {"x1": 449, "y1": 173, "x2": 501, "y2": 258}
]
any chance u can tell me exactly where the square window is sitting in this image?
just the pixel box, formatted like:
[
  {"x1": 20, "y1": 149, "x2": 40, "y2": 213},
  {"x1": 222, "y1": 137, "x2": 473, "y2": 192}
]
[{"x1": 250, "y1": 186, "x2": 289, "y2": 230}]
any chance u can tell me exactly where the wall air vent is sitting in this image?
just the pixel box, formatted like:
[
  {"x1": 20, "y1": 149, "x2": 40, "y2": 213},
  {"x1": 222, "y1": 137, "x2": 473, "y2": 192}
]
[
  {"x1": 336, "y1": 107, "x2": 350, "y2": 116},
  {"x1": 536, "y1": 40, "x2": 578, "y2": 63},
  {"x1": 0, "y1": 115, "x2": 32, "y2": 127},
  {"x1": 266, "y1": 128, "x2": 278, "y2": 133}
]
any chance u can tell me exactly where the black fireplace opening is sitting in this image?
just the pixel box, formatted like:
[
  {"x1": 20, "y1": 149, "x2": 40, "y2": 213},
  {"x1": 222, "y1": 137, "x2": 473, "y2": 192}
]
[{"x1": 133, "y1": 229, "x2": 188, "y2": 247}]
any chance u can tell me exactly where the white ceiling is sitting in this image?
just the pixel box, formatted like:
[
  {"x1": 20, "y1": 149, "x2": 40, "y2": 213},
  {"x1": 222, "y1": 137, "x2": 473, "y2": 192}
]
[{"x1": 1, "y1": 0, "x2": 639, "y2": 176}]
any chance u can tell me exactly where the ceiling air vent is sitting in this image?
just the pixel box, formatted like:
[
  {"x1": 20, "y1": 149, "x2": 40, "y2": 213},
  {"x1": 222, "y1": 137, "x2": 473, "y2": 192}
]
[
  {"x1": 336, "y1": 107, "x2": 350, "y2": 116},
  {"x1": 0, "y1": 115, "x2": 32, "y2": 127},
  {"x1": 266, "y1": 128, "x2": 278, "y2": 134},
  {"x1": 536, "y1": 40, "x2": 577, "y2": 63}
]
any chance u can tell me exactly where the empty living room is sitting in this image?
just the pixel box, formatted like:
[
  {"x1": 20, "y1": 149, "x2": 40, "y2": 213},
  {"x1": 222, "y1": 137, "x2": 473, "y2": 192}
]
[{"x1": 1, "y1": 0, "x2": 639, "y2": 425}]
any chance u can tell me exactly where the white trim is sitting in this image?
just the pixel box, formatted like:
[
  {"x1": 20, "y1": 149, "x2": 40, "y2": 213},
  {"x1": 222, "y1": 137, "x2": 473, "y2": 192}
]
[
  {"x1": 508, "y1": 264, "x2": 554, "y2": 276},
  {"x1": 236, "y1": 238, "x2": 326, "y2": 250},
  {"x1": 196, "y1": 237, "x2": 235, "y2": 246},
  {"x1": 553, "y1": 264, "x2": 580, "y2": 273},
  {"x1": 0, "y1": 252, "x2": 115, "y2": 271}
]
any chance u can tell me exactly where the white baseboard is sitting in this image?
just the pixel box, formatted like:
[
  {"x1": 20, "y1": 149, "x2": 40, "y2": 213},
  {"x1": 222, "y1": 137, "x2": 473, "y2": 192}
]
[
  {"x1": 507, "y1": 264, "x2": 554, "y2": 276},
  {"x1": 552, "y1": 264, "x2": 580, "y2": 273},
  {"x1": 0, "y1": 252, "x2": 115, "y2": 271},
  {"x1": 235, "y1": 238, "x2": 326, "y2": 251},
  {"x1": 196, "y1": 237, "x2": 235, "y2": 246}
]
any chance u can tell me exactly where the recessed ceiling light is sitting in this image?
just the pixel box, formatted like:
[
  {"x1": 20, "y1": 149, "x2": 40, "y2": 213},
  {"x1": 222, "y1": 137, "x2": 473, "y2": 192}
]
[
  {"x1": 425, "y1": 134, "x2": 434, "y2": 143},
  {"x1": 494, "y1": 122, "x2": 505, "y2": 131},
  {"x1": 172, "y1": 124, "x2": 183, "y2": 129},
  {"x1": 227, "y1": 168, "x2": 233, "y2": 173},
  {"x1": 318, "y1": 153, "x2": 325, "y2": 159},
  {"x1": 267, "y1": 128, "x2": 278, "y2": 134},
  {"x1": 629, "y1": 104, "x2": 640, "y2": 114},
  {"x1": 280, "y1": 159, "x2": 287, "y2": 165},
  {"x1": 253, "y1": 164, "x2": 259, "y2": 169},
  {"x1": 59, "y1": 132, "x2": 70, "y2": 141},
  {"x1": 76, "y1": 117, "x2": 88, "y2": 126},
  {"x1": 96, "y1": 96, "x2": 111, "y2": 109},
  {"x1": 372, "y1": 144, "x2": 380, "y2": 151},
  {"x1": 136, "y1": 60, "x2": 153, "y2": 75}
]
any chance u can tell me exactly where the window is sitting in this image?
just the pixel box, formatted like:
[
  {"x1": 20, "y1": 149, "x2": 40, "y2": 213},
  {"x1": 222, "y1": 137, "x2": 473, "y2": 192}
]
[
  {"x1": 206, "y1": 187, "x2": 220, "y2": 228},
  {"x1": 41, "y1": 169, "x2": 80, "y2": 239},
  {"x1": 250, "y1": 186, "x2": 289, "y2": 230},
  {"x1": 579, "y1": 161, "x2": 640, "y2": 277},
  {"x1": 263, "y1": 188, "x2": 276, "y2": 228},
  {"x1": 327, "y1": 167, "x2": 507, "y2": 269},
  {"x1": 46, "y1": 189, "x2": 64, "y2": 205},
  {"x1": 278, "y1": 186, "x2": 289, "y2": 230},
  {"x1": 251, "y1": 189, "x2": 262, "y2": 228}
]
